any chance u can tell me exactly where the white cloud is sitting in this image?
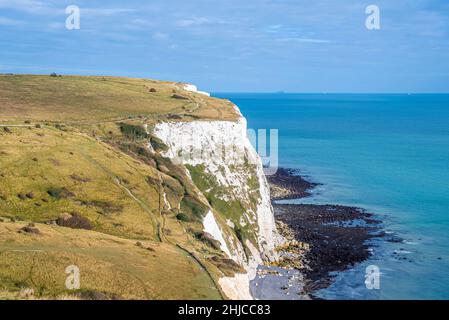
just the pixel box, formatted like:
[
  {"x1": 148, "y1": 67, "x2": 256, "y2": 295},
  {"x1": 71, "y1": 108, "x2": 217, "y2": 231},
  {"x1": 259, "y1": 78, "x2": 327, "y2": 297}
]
[
  {"x1": 175, "y1": 17, "x2": 228, "y2": 27},
  {"x1": 0, "y1": 0, "x2": 57, "y2": 15},
  {"x1": 82, "y1": 8, "x2": 136, "y2": 18},
  {"x1": 152, "y1": 32, "x2": 169, "y2": 40},
  {"x1": 0, "y1": 1, "x2": 135, "y2": 17},
  {"x1": 0, "y1": 16, "x2": 23, "y2": 25},
  {"x1": 276, "y1": 37, "x2": 333, "y2": 44},
  {"x1": 47, "y1": 21, "x2": 64, "y2": 29},
  {"x1": 101, "y1": 32, "x2": 136, "y2": 42},
  {"x1": 123, "y1": 18, "x2": 154, "y2": 30},
  {"x1": 266, "y1": 24, "x2": 282, "y2": 32}
]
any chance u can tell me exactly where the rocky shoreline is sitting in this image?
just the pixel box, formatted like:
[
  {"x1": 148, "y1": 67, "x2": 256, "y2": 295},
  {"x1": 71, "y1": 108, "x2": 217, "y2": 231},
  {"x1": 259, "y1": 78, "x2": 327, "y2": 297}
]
[
  {"x1": 267, "y1": 168, "x2": 319, "y2": 201},
  {"x1": 268, "y1": 168, "x2": 383, "y2": 297}
]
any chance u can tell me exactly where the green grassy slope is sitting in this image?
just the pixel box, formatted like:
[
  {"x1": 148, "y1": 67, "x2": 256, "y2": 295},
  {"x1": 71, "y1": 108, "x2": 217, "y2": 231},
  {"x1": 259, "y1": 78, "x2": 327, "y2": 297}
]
[
  {"x1": 0, "y1": 221, "x2": 221, "y2": 300},
  {"x1": 0, "y1": 75, "x2": 239, "y2": 123},
  {"x1": 0, "y1": 74, "x2": 243, "y2": 300}
]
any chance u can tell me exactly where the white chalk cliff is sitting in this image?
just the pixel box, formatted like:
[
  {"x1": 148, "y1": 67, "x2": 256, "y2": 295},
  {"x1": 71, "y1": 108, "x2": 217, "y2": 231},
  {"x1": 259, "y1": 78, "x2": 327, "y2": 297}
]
[
  {"x1": 152, "y1": 87, "x2": 280, "y2": 299},
  {"x1": 179, "y1": 83, "x2": 211, "y2": 97}
]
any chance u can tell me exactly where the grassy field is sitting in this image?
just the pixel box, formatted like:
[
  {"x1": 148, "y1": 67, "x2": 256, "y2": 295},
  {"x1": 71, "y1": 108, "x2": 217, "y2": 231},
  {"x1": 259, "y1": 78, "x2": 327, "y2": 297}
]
[
  {"x1": 0, "y1": 126, "x2": 160, "y2": 240},
  {"x1": 0, "y1": 221, "x2": 221, "y2": 300},
  {"x1": 0, "y1": 75, "x2": 239, "y2": 124},
  {"x1": 0, "y1": 74, "x2": 244, "y2": 300}
]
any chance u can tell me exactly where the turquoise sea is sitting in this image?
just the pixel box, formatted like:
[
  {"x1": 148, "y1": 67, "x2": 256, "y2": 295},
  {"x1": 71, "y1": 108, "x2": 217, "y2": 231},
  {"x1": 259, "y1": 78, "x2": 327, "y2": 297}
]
[{"x1": 215, "y1": 93, "x2": 449, "y2": 300}]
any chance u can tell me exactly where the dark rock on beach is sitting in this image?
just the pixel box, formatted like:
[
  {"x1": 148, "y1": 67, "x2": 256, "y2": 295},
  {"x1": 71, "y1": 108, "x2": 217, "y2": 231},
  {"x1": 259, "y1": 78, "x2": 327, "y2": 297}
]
[
  {"x1": 274, "y1": 204, "x2": 380, "y2": 292},
  {"x1": 268, "y1": 168, "x2": 382, "y2": 295},
  {"x1": 267, "y1": 168, "x2": 319, "y2": 201}
]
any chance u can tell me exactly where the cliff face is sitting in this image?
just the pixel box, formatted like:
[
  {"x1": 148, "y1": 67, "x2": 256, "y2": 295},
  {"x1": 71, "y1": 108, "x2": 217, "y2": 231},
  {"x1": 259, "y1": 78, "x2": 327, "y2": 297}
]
[
  {"x1": 0, "y1": 75, "x2": 278, "y2": 300},
  {"x1": 153, "y1": 103, "x2": 280, "y2": 299}
]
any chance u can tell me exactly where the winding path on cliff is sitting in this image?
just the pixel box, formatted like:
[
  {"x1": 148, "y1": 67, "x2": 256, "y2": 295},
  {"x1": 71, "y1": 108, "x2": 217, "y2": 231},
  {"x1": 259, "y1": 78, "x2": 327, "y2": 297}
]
[{"x1": 78, "y1": 136, "x2": 226, "y2": 298}]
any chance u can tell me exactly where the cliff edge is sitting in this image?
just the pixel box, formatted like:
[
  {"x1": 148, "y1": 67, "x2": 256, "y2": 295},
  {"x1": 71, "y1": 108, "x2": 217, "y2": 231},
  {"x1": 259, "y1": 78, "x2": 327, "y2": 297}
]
[
  {"x1": 0, "y1": 75, "x2": 280, "y2": 300},
  {"x1": 153, "y1": 102, "x2": 280, "y2": 299}
]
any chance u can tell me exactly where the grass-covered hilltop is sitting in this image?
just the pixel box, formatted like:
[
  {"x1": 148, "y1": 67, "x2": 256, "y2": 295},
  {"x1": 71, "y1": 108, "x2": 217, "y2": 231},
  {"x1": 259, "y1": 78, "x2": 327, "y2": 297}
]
[{"x1": 0, "y1": 74, "x2": 272, "y2": 300}]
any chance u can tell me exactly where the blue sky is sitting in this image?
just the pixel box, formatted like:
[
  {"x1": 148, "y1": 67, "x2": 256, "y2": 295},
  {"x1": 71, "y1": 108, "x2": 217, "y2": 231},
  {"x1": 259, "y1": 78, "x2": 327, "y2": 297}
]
[{"x1": 1, "y1": 0, "x2": 449, "y2": 92}]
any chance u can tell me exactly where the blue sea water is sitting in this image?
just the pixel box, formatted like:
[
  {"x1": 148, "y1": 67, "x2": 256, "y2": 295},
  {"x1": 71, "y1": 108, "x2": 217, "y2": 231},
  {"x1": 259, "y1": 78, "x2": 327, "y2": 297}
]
[{"x1": 214, "y1": 93, "x2": 449, "y2": 300}]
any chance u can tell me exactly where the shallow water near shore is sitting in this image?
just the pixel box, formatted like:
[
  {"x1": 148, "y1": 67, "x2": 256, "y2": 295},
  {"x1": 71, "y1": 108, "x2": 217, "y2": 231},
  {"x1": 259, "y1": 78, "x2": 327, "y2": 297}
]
[
  {"x1": 250, "y1": 266, "x2": 308, "y2": 300},
  {"x1": 215, "y1": 93, "x2": 449, "y2": 300}
]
